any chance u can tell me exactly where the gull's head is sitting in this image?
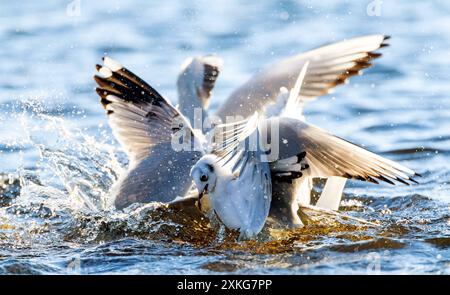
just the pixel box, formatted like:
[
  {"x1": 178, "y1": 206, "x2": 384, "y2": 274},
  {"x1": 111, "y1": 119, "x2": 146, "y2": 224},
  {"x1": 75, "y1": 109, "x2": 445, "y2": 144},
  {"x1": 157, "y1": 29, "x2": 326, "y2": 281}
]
[{"x1": 190, "y1": 155, "x2": 219, "y2": 202}]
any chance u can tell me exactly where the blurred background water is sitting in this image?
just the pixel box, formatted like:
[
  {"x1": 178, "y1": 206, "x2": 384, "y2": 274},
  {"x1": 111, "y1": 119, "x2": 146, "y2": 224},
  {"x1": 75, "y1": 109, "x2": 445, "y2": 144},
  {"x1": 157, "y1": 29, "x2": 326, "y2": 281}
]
[{"x1": 0, "y1": 0, "x2": 449, "y2": 274}]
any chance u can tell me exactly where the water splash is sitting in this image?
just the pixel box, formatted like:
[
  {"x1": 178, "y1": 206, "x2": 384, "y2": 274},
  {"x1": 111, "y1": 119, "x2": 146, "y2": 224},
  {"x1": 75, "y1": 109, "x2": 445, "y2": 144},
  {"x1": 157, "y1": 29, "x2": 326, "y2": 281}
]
[{"x1": 14, "y1": 99, "x2": 125, "y2": 212}]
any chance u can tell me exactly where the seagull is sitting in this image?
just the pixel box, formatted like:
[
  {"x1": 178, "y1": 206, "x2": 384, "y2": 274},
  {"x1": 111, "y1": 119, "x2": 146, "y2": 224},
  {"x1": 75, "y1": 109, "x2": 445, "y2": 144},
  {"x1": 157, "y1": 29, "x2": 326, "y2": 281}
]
[
  {"x1": 266, "y1": 63, "x2": 418, "y2": 228},
  {"x1": 94, "y1": 57, "x2": 220, "y2": 209},
  {"x1": 212, "y1": 34, "x2": 390, "y2": 212},
  {"x1": 94, "y1": 35, "x2": 389, "y2": 210},
  {"x1": 260, "y1": 62, "x2": 346, "y2": 222},
  {"x1": 190, "y1": 114, "x2": 273, "y2": 239},
  {"x1": 191, "y1": 63, "x2": 419, "y2": 235},
  {"x1": 94, "y1": 57, "x2": 268, "y2": 229},
  {"x1": 185, "y1": 35, "x2": 389, "y2": 212}
]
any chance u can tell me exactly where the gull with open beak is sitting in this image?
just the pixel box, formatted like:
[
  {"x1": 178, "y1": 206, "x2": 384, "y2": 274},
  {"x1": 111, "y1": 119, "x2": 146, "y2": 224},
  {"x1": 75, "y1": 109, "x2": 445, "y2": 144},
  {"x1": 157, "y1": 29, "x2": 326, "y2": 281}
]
[
  {"x1": 190, "y1": 114, "x2": 272, "y2": 239},
  {"x1": 93, "y1": 56, "x2": 221, "y2": 209},
  {"x1": 190, "y1": 63, "x2": 419, "y2": 237}
]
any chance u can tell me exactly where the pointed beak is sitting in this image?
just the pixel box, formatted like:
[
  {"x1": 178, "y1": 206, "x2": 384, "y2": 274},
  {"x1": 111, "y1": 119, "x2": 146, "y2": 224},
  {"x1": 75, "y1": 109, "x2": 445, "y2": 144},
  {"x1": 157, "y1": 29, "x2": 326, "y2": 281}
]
[{"x1": 197, "y1": 184, "x2": 208, "y2": 211}]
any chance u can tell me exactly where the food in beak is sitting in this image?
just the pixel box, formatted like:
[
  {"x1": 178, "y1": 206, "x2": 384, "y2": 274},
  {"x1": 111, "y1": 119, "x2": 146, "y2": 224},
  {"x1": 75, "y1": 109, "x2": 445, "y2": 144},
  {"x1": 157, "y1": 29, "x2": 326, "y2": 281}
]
[{"x1": 197, "y1": 184, "x2": 208, "y2": 211}]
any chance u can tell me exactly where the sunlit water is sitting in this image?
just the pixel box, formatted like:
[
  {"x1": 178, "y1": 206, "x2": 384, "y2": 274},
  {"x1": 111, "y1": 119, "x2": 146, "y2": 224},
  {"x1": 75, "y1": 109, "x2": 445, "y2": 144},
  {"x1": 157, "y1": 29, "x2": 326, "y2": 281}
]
[{"x1": 0, "y1": 1, "x2": 449, "y2": 274}]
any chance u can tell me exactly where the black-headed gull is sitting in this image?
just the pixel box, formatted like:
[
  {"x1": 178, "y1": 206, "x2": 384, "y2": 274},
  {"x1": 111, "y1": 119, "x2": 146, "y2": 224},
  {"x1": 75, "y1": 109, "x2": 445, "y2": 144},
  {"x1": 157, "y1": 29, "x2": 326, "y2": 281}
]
[
  {"x1": 213, "y1": 34, "x2": 390, "y2": 213},
  {"x1": 192, "y1": 63, "x2": 418, "y2": 234},
  {"x1": 94, "y1": 57, "x2": 214, "y2": 209},
  {"x1": 190, "y1": 114, "x2": 273, "y2": 239}
]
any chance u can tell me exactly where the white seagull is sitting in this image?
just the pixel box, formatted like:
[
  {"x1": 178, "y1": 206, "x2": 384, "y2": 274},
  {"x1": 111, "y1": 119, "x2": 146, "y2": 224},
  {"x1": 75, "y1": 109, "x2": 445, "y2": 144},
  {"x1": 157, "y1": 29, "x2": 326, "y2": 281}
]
[
  {"x1": 191, "y1": 63, "x2": 419, "y2": 235},
  {"x1": 214, "y1": 35, "x2": 391, "y2": 212},
  {"x1": 190, "y1": 114, "x2": 273, "y2": 239}
]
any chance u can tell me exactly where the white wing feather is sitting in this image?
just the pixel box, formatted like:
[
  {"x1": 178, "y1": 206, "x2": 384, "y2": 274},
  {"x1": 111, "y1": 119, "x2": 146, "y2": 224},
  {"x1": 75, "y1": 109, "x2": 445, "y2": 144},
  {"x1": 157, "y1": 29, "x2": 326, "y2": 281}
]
[{"x1": 210, "y1": 112, "x2": 272, "y2": 238}]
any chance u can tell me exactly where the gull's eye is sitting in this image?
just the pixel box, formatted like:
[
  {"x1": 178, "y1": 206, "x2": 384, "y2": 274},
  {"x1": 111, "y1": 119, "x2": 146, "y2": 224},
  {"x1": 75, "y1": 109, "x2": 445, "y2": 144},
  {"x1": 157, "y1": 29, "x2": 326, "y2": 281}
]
[{"x1": 200, "y1": 174, "x2": 208, "y2": 182}]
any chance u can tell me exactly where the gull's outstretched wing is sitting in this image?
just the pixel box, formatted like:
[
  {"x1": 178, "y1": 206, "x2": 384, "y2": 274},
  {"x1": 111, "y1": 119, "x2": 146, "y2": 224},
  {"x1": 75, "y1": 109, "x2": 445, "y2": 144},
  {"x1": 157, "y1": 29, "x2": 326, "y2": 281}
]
[
  {"x1": 217, "y1": 35, "x2": 389, "y2": 119},
  {"x1": 94, "y1": 57, "x2": 202, "y2": 163},
  {"x1": 265, "y1": 62, "x2": 310, "y2": 119},
  {"x1": 94, "y1": 57, "x2": 204, "y2": 209},
  {"x1": 262, "y1": 117, "x2": 419, "y2": 185},
  {"x1": 211, "y1": 113, "x2": 272, "y2": 239},
  {"x1": 178, "y1": 55, "x2": 222, "y2": 103},
  {"x1": 177, "y1": 55, "x2": 223, "y2": 122}
]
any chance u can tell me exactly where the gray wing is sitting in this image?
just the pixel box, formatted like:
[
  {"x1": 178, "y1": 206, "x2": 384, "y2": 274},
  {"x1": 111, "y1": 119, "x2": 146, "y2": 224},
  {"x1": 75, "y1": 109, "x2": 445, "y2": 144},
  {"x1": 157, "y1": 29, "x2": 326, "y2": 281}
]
[
  {"x1": 261, "y1": 117, "x2": 419, "y2": 185},
  {"x1": 178, "y1": 55, "x2": 222, "y2": 103},
  {"x1": 111, "y1": 143, "x2": 201, "y2": 209},
  {"x1": 209, "y1": 112, "x2": 260, "y2": 168},
  {"x1": 212, "y1": 113, "x2": 272, "y2": 239},
  {"x1": 235, "y1": 150, "x2": 272, "y2": 239},
  {"x1": 94, "y1": 57, "x2": 203, "y2": 209},
  {"x1": 216, "y1": 35, "x2": 389, "y2": 119},
  {"x1": 177, "y1": 56, "x2": 223, "y2": 124}
]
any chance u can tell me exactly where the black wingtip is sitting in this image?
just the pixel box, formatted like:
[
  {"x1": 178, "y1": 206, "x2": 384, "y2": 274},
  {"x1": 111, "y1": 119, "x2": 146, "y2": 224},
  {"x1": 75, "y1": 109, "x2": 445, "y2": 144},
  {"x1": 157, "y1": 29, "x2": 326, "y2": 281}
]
[
  {"x1": 380, "y1": 35, "x2": 391, "y2": 48},
  {"x1": 378, "y1": 175, "x2": 396, "y2": 186},
  {"x1": 367, "y1": 176, "x2": 380, "y2": 185},
  {"x1": 355, "y1": 61, "x2": 373, "y2": 69},
  {"x1": 367, "y1": 52, "x2": 383, "y2": 59},
  {"x1": 100, "y1": 97, "x2": 112, "y2": 109},
  {"x1": 93, "y1": 75, "x2": 110, "y2": 88},
  {"x1": 395, "y1": 177, "x2": 410, "y2": 186},
  {"x1": 408, "y1": 177, "x2": 419, "y2": 185}
]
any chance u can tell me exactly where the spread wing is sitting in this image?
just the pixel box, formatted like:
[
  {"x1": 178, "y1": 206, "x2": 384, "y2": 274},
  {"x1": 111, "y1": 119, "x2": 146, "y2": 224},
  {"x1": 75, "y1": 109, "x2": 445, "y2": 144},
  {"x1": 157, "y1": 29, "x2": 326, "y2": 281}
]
[
  {"x1": 178, "y1": 55, "x2": 222, "y2": 102},
  {"x1": 177, "y1": 55, "x2": 223, "y2": 122},
  {"x1": 216, "y1": 35, "x2": 389, "y2": 119},
  {"x1": 94, "y1": 57, "x2": 203, "y2": 163},
  {"x1": 281, "y1": 61, "x2": 309, "y2": 119},
  {"x1": 94, "y1": 57, "x2": 204, "y2": 209},
  {"x1": 263, "y1": 117, "x2": 419, "y2": 186}
]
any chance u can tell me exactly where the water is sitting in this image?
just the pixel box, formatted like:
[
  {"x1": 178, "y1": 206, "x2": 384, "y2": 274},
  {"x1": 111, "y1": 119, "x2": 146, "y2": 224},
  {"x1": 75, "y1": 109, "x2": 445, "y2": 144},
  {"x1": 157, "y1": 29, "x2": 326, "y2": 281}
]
[{"x1": 0, "y1": 0, "x2": 449, "y2": 274}]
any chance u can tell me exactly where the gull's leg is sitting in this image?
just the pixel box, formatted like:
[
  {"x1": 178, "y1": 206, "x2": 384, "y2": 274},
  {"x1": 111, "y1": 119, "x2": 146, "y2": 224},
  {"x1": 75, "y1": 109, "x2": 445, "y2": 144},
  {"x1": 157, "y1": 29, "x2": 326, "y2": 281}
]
[
  {"x1": 269, "y1": 179, "x2": 304, "y2": 228},
  {"x1": 268, "y1": 151, "x2": 309, "y2": 228}
]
